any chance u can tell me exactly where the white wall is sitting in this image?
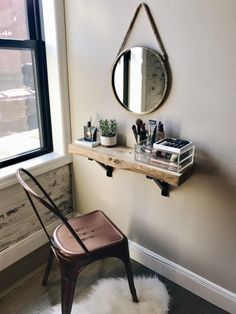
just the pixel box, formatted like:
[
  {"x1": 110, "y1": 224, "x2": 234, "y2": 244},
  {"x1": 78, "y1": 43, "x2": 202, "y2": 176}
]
[{"x1": 65, "y1": 0, "x2": 236, "y2": 297}]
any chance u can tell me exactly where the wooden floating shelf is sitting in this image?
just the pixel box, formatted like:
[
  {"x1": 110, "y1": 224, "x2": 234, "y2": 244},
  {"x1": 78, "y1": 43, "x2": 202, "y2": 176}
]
[{"x1": 69, "y1": 144, "x2": 194, "y2": 189}]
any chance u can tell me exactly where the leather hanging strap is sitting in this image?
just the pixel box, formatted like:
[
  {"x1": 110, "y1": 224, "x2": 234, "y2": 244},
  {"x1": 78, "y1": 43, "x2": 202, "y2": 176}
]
[{"x1": 117, "y1": 3, "x2": 167, "y2": 60}]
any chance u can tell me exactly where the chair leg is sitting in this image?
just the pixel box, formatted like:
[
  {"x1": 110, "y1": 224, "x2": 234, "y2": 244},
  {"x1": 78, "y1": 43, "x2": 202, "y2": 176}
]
[
  {"x1": 60, "y1": 270, "x2": 78, "y2": 314},
  {"x1": 123, "y1": 258, "x2": 139, "y2": 303},
  {"x1": 42, "y1": 248, "x2": 54, "y2": 286},
  {"x1": 121, "y1": 245, "x2": 139, "y2": 303}
]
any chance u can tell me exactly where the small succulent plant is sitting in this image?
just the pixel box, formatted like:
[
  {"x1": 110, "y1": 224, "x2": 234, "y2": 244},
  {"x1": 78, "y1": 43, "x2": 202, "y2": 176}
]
[{"x1": 99, "y1": 119, "x2": 118, "y2": 137}]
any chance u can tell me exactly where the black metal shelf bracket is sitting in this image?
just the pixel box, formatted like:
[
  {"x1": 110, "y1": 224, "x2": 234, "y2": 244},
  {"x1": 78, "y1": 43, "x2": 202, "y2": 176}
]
[
  {"x1": 87, "y1": 158, "x2": 169, "y2": 193},
  {"x1": 88, "y1": 158, "x2": 114, "y2": 177},
  {"x1": 146, "y1": 175, "x2": 169, "y2": 197}
]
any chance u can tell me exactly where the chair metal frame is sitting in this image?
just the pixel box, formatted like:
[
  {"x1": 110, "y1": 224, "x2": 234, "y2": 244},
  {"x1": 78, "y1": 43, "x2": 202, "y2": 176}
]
[{"x1": 16, "y1": 168, "x2": 138, "y2": 314}]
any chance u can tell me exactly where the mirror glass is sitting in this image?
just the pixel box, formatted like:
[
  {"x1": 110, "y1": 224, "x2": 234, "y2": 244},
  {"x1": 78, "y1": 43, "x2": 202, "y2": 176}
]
[{"x1": 112, "y1": 47, "x2": 168, "y2": 114}]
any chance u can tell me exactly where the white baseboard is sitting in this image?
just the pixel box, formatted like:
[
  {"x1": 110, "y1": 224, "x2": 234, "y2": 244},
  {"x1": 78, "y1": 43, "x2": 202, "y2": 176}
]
[
  {"x1": 0, "y1": 214, "x2": 72, "y2": 272},
  {"x1": 129, "y1": 240, "x2": 236, "y2": 314}
]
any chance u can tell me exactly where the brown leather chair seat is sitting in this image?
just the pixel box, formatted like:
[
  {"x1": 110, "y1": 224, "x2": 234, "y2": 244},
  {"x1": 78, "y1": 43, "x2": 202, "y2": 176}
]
[{"x1": 54, "y1": 210, "x2": 123, "y2": 255}]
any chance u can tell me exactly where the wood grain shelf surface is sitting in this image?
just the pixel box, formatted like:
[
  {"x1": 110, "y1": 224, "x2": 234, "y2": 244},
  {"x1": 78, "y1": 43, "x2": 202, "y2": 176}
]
[{"x1": 69, "y1": 143, "x2": 194, "y2": 187}]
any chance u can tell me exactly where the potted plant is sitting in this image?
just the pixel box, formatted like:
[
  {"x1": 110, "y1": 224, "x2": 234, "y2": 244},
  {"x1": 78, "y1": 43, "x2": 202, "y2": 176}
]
[{"x1": 99, "y1": 119, "x2": 118, "y2": 147}]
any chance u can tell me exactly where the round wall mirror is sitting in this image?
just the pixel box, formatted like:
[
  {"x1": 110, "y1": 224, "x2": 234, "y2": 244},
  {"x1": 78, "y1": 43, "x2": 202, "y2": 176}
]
[{"x1": 112, "y1": 47, "x2": 168, "y2": 114}]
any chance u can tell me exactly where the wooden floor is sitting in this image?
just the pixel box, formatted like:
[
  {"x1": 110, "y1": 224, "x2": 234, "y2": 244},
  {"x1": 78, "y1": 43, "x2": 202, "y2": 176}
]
[{"x1": 0, "y1": 245, "x2": 229, "y2": 314}]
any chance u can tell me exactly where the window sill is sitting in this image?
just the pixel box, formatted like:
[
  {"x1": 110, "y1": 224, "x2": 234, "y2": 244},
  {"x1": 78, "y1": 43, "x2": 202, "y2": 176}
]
[{"x1": 0, "y1": 152, "x2": 72, "y2": 189}]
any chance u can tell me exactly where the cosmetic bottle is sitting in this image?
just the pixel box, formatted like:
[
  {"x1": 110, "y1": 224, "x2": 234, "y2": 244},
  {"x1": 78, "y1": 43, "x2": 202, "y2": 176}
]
[
  {"x1": 157, "y1": 121, "x2": 165, "y2": 141},
  {"x1": 147, "y1": 120, "x2": 157, "y2": 146},
  {"x1": 84, "y1": 121, "x2": 97, "y2": 142}
]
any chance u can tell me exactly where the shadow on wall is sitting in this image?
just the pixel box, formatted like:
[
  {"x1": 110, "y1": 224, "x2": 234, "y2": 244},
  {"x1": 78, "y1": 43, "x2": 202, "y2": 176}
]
[
  {"x1": 126, "y1": 146, "x2": 236, "y2": 290},
  {"x1": 195, "y1": 147, "x2": 236, "y2": 191}
]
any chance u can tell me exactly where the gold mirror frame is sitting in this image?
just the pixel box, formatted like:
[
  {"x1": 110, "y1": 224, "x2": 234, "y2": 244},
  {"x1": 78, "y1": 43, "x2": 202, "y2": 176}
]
[{"x1": 112, "y1": 46, "x2": 168, "y2": 114}]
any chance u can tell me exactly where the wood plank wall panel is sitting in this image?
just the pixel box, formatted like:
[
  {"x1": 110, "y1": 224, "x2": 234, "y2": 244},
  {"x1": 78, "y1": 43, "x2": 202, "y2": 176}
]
[{"x1": 0, "y1": 165, "x2": 72, "y2": 252}]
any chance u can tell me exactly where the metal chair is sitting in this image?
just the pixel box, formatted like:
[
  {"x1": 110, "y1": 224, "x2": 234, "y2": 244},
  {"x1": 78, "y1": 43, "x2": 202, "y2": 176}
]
[{"x1": 16, "y1": 168, "x2": 138, "y2": 314}]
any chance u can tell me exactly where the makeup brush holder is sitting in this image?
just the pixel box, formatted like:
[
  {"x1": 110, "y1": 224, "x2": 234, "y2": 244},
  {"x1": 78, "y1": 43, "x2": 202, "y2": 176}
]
[{"x1": 134, "y1": 141, "x2": 152, "y2": 164}]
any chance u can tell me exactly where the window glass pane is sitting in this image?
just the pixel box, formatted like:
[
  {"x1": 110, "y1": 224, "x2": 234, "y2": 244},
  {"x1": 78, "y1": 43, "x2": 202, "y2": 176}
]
[
  {"x1": 0, "y1": 49, "x2": 41, "y2": 162},
  {"x1": 0, "y1": 0, "x2": 28, "y2": 40}
]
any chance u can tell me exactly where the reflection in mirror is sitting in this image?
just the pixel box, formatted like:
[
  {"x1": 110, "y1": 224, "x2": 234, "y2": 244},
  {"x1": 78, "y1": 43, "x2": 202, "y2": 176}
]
[{"x1": 112, "y1": 47, "x2": 168, "y2": 114}]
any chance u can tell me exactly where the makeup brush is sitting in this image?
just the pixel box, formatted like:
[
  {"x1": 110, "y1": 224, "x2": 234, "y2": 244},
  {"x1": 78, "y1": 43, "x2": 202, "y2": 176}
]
[
  {"x1": 140, "y1": 123, "x2": 147, "y2": 142},
  {"x1": 132, "y1": 125, "x2": 138, "y2": 143},
  {"x1": 136, "y1": 119, "x2": 143, "y2": 143}
]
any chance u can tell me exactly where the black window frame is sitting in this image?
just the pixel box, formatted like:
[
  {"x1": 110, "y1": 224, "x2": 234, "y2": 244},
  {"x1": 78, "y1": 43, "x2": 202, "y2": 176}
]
[{"x1": 0, "y1": 0, "x2": 53, "y2": 169}]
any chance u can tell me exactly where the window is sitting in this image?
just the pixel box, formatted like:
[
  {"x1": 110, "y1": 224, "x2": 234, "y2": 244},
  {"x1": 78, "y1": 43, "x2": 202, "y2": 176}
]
[{"x1": 0, "y1": 0, "x2": 53, "y2": 168}]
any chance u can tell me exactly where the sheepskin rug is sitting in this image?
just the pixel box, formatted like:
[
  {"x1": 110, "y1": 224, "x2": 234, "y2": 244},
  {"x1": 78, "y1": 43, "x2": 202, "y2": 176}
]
[{"x1": 51, "y1": 276, "x2": 169, "y2": 314}]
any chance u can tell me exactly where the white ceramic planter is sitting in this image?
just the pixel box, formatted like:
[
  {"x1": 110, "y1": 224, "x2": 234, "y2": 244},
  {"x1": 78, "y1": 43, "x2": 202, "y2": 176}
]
[{"x1": 100, "y1": 135, "x2": 117, "y2": 147}]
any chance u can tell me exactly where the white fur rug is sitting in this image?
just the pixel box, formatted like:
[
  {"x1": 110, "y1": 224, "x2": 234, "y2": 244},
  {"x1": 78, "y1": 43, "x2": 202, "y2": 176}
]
[{"x1": 51, "y1": 276, "x2": 169, "y2": 314}]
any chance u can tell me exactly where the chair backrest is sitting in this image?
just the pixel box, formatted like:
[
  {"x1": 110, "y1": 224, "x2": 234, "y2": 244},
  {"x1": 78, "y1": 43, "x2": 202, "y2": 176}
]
[{"x1": 16, "y1": 168, "x2": 90, "y2": 255}]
